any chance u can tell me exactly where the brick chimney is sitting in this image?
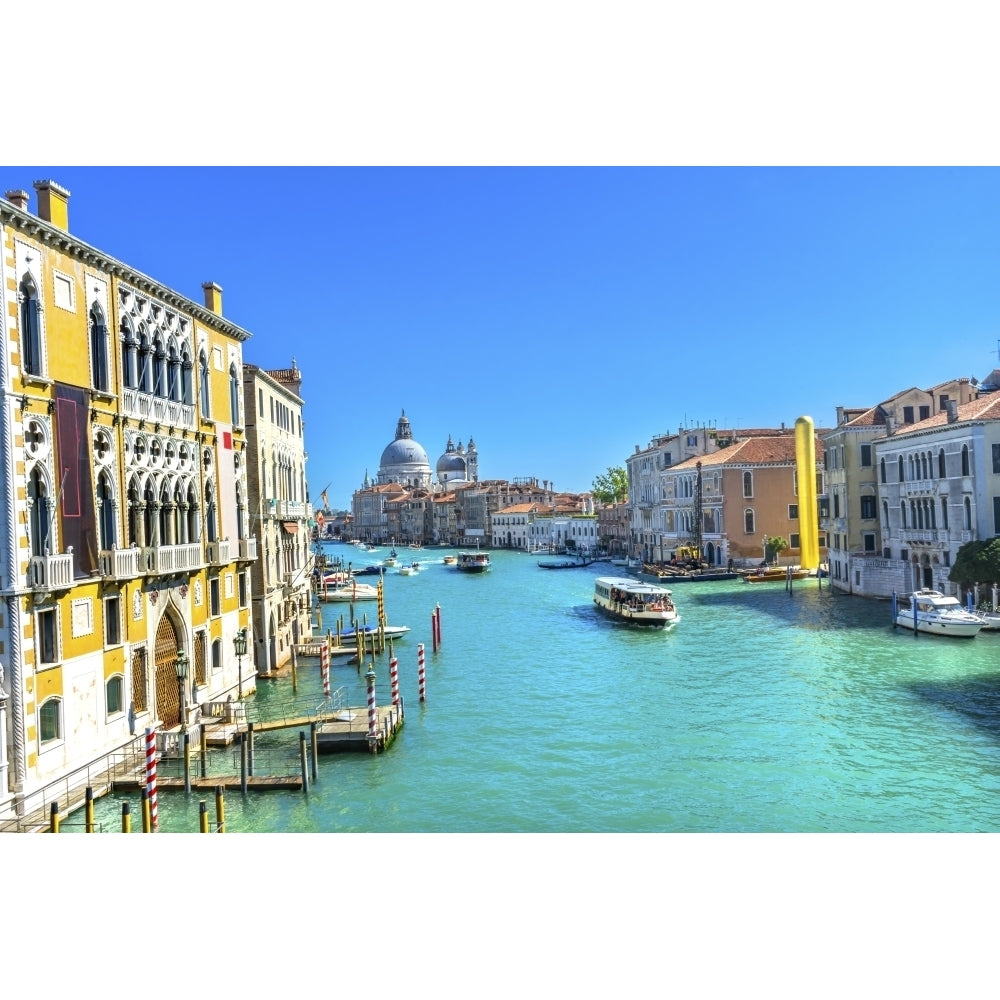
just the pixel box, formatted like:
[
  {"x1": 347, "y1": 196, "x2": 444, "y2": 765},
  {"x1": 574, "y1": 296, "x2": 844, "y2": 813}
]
[
  {"x1": 33, "y1": 180, "x2": 70, "y2": 230},
  {"x1": 946, "y1": 400, "x2": 959, "y2": 423},
  {"x1": 202, "y1": 281, "x2": 223, "y2": 315},
  {"x1": 5, "y1": 189, "x2": 29, "y2": 211}
]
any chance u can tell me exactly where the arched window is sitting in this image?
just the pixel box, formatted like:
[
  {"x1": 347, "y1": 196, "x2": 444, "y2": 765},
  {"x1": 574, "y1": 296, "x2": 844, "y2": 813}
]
[
  {"x1": 168, "y1": 342, "x2": 181, "y2": 402},
  {"x1": 199, "y1": 350, "x2": 211, "y2": 418},
  {"x1": 965, "y1": 496, "x2": 972, "y2": 530},
  {"x1": 901, "y1": 501, "x2": 907, "y2": 529},
  {"x1": 20, "y1": 274, "x2": 42, "y2": 376},
  {"x1": 90, "y1": 304, "x2": 109, "y2": 393},
  {"x1": 938, "y1": 449, "x2": 946, "y2": 479},
  {"x1": 898, "y1": 456, "x2": 904, "y2": 482},
  {"x1": 39, "y1": 697, "x2": 62, "y2": 744},
  {"x1": 962, "y1": 444, "x2": 970, "y2": 476},
  {"x1": 205, "y1": 482, "x2": 218, "y2": 543},
  {"x1": 744, "y1": 508, "x2": 755, "y2": 533},
  {"x1": 138, "y1": 330, "x2": 153, "y2": 393},
  {"x1": 97, "y1": 471, "x2": 116, "y2": 550},
  {"x1": 940, "y1": 497, "x2": 949, "y2": 530},
  {"x1": 121, "y1": 319, "x2": 138, "y2": 389},
  {"x1": 882, "y1": 500, "x2": 889, "y2": 528},
  {"x1": 153, "y1": 335, "x2": 168, "y2": 397},
  {"x1": 106, "y1": 675, "x2": 124, "y2": 716},
  {"x1": 920, "y1": 453, "x2": 928, "y2": 479},
  {"x1": 28, "y1": 468, "x2": 50, "y2": 557},
  {"x1": 229, "y1": 363, "x2": 240, "y2": 425},
  {"x1": 880, "y1": 457, "x2": 886, "y2": 484},
  {"x1": 743, "y1": 471, "x2": 753, "y2": 498},
  {"x1": 181, "y1": 347, "x2": 193, "y2": 405}
]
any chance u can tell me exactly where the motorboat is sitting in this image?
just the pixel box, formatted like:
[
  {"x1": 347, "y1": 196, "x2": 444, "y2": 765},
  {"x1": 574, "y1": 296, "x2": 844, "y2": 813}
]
[
  {"x1": 593, "y1": 576, "x2": 680, "y2": 628},
  {"x1": 456, "y1": 551, "x2": 491, "y2": 573},
  {"x1": 442, "y1": 555, "x2": 458, "y2": 565},
  {"x1": 318, "y1": 578, "x2": 380, "y2": 602},
  {"x1": 894, "y1": 589, "x2": 984, "y2": 638},
  {"x1": 742, "y1": 565, "x2": 812, "y2": 584},
  {"x1": 398, "y1": 563, "x2": 420, "y2": 576},
  {"x1": 335, "y1": 624, "x2": 411, "y2": 641}
]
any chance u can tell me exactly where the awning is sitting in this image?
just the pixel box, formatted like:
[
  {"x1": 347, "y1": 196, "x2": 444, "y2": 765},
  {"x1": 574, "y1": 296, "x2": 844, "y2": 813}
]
[{"x1": 282, "y1": 522, "x2": 299, "y2": 534}]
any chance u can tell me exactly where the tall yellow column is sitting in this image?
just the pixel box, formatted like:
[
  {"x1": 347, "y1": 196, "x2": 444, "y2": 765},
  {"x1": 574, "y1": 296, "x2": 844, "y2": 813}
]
[{"x1": 795, "y1": 416, "x2": 819, "y2": 570}]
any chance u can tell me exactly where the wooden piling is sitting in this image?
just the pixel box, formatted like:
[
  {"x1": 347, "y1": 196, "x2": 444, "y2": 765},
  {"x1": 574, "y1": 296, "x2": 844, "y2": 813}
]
[
  {"x1": 310, "y1": 722, "x2": 319, "y2": 782},
  {"x1": 216, "y1": 785, "x2": 226, "y2": 833},
  {"x1": 299, "y1": 732, "x2": 309, "y2": 793},
  {"x1": 200, "y1": 726, "x2": 208, "y2": 778},
  {"x1": 85, "y1": 786, "x2": 95, "y2": 833},
  {"x1": 122, "y1": 801, "x2": 131, "y2": 833},
  {"x1": 49, "y1": 800, "x2": 59, "y2": 833},
  {"x1": 199, "y1": 801, "x2": 209, "y2": 833}
]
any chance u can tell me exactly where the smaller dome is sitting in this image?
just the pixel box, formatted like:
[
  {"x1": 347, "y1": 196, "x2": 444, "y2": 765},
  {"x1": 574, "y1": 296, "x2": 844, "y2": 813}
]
[{"x1": 437, "y1": 452, "x2": 467, "y2": 475}]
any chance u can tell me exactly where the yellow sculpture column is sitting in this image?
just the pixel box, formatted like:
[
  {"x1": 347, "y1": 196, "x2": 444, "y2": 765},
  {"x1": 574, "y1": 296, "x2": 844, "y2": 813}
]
[{"x1": 795, "y1": 416, "x2": 819, "y2": 570}]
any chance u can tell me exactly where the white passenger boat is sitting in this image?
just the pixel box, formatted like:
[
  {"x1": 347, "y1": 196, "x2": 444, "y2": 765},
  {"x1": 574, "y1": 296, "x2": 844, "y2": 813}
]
[
  {"x1": 593, "y1": 576, "x2": 680, "y2": 628},
  {"x1": 456, "y1": 551, "x2": 491, "y2": 573},
  {"x1": 895, "y1": 589, "x2": 984, "y2": 638}
]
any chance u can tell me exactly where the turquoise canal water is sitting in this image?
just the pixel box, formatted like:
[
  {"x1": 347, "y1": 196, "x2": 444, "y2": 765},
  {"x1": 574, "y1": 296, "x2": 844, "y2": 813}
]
[{"x1": 80, "y1": 546, "x2": 1000, "y2": 832}]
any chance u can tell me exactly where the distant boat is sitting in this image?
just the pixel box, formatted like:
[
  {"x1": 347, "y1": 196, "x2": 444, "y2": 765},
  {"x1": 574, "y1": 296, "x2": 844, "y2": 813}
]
[
  {"x1": 318, "y1": 578, "x2": 380, "y2": 602},
  {"x1": 442, "y1": 555, "x2": 458, "y2": 565}
]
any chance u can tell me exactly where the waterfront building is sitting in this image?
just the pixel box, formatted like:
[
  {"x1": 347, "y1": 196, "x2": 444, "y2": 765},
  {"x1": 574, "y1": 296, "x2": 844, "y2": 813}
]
[
  {"x1": 352, "y1": 480, "x2": 405, "y2": 544},
  {"x1": 241, "y1": 362, "x2": 313, "y2": 674},
  {"x1": 870, "y1": 392, "x2": 1000, "y2": 598},
  {"x1": 597, "y1": 501, "x2": 630, "y2": 558},
  {"x1": 491, "y1": 503, "x2": 541, "y2": 550},
  {"x1": 0, "y1": 182, "x2": 257, "y2": 820},
  {"x1": 655, "y1": 431, "x2": 827, "y2": 566},
  {"x1": 821, "y1": 378, "x2": 979, "y2": 596},
  {"x1": 626, "y1": 424, "x2": 775, "y2": 564}
]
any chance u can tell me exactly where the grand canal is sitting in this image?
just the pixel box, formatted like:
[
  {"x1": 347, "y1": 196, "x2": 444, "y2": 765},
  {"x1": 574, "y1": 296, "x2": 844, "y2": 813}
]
[{"x1": 78, "y1": 545, "x2": 1000, "y2": 833}]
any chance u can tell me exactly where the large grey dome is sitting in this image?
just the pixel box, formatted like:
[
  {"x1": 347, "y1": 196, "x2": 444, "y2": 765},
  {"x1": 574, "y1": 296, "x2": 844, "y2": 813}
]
[{"x1": 377, "y1": 411, "x2": 432, "y2": 488}]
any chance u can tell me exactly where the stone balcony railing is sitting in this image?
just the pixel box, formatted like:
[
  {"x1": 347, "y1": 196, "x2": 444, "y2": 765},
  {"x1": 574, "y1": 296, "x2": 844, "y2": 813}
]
[
  {"x1": 28, "y1": 549, "x2": 74, "y2": 591},
  {"x1": 142, "y1": 542, "x2": 203, "y2": 574},
  {"x1": 206, "y1": 539, "x2": 232, "y2": 566},
  {"x1": 100, "y1": 545, "x2": 143, "y2": 580}
]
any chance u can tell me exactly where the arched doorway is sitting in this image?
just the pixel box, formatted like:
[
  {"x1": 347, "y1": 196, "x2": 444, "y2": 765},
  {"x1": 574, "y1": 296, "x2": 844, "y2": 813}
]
[{"x1": 153, "y1": 613, "x2": 184, "y2": 727}]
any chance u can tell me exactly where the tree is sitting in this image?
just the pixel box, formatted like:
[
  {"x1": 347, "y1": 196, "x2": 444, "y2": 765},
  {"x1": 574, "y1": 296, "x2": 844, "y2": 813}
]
[
  {"x1": 591, "y1": 466, "x2": 628, "y2": 505},
  {"x1": 763, "y1": 534, "x2": 787, "y2": 564},
  {"x1": 950, "y1": 538, "x2": 1000, "y2": 587}
]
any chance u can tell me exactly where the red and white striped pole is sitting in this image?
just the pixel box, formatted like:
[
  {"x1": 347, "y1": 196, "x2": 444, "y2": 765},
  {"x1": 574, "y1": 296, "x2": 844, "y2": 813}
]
[
  {"x1": 321, "y1": 638, "x2": 330, "y2": 699},
  {"x1": 366, "y1": 664, "x2": 378, "y2": 752},
  {"x1": 145, "y1": 727, "x2": 159, "y2": 832},
  {"x1": 389, "y1": 648, "x2": 399, "y2": 706},
  {"x1": 417, "y1": 642, "x2": 426, "y2": 702}
]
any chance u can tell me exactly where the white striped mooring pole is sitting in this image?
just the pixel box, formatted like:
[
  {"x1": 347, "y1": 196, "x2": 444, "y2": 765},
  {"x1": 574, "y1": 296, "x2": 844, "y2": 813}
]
[
  {"x1": 145, "y1": 727, "x2": 159, "y2": 832},
  {"x1": 389, "y1": 645, "x2": 399, "y2": 707},
  {"x1": 417, "y1": 642, "x2": 426, "y2": 702},
  {"x1": 366, "y1": 664, "x2": 378, "y2": 752}
]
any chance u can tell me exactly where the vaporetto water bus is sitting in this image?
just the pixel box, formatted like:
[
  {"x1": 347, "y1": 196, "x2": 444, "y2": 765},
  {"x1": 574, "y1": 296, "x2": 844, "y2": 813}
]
[{"x1": 593, "y1": 576, "x2": 680, "y2": 628}]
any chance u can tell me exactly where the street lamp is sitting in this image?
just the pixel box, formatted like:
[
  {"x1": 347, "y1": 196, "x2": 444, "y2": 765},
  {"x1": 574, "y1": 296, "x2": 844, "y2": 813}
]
[
  {"x1": 233, "y1": 626, "x2": 248, "y2": 701},
  {"x1": 174, "y1": 647, "x2": 189, "y2": 734}
]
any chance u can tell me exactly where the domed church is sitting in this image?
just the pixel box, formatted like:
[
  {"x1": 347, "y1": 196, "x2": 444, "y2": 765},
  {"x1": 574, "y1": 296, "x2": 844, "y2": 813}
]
[
  {"x1": 436, "y1": 434, "x2": 479, "y2": 490},
  {"x1": 376, "y1": 411, "x2": 433, "y2": 488}
]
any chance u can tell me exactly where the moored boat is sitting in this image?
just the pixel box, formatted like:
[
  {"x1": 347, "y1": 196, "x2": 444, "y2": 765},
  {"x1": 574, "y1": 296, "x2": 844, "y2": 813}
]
[
  {"x1": 742, "y1": 565, "x2": 812, "y2": 584},
  {"x1": 894, "y1": 589, "x2": 984, "y2": 638},
  {"x1": 593, "y1": 576, "x2": 680, "y2": 628},
  {"x1": 318, "y1": 578, "x2": 380, "y2": 602}
]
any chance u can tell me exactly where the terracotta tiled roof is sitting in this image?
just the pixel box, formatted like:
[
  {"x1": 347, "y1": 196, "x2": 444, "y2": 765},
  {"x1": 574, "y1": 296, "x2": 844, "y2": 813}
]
[
  {"x1": 903, "y1": 393, "x2": 1000, "y2": 431},
  {"x1": 671, "y1": 433, "x2": 822, "y2": 470},
  {"x1": 843, "y1": 405, "x2": 887, "y2": 428},
  {"x1": 495, "y1": 503, "x2": 539, "y2": 514}
]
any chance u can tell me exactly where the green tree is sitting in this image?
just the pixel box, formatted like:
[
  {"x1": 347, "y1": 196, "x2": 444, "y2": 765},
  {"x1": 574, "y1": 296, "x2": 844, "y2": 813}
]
[
  {"x1": 763, "y1": 534, "x2": 788, "y2": 564},
  {"x1": 950, "y1": 538, "x2": 1000, "y2": 587},
  {"x1": 591, "y1": 466, "x2": 628, "y2": 505}
]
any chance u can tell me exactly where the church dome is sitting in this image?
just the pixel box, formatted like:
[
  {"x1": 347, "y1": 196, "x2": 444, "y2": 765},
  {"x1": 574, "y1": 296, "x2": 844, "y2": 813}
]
[
  {"x1": 436, "y1": 434, "x2": 468, "y2": 476},
  {"x1": 377, "y1": 411, "x2": 432, "y2": 487}
]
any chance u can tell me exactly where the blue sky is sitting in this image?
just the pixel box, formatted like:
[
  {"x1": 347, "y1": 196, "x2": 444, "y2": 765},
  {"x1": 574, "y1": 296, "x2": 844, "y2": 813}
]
[{"x1": 9, "y1": 167, "x2": 1000, "y2": 508}]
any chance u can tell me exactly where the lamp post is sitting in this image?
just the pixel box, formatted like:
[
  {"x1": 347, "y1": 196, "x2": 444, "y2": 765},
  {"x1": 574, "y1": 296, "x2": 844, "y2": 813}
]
[
  {"x1": 233, "y1": 626, "x2": 248, "y2": 701},
  {"x1": 174, "y1": 647, "x2": 191, "y2": 794},
  {"x1": 174, "y1": 648, "x2": 188, "y2": 734}
]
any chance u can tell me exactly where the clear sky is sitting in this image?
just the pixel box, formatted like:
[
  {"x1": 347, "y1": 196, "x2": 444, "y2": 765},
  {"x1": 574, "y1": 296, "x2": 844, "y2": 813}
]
[{"x1": 8, "y1": 166, "x2": 1000, "y2": 508}]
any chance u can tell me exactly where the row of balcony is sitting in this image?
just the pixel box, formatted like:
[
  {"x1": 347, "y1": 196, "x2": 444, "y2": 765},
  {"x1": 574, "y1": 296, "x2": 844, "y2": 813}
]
[
  {"x1": 27, "y1": 537, "x2": 258, "y2": 592},
  {"x1": 266, "y1": 499, "x2": 312, "y2": 519}
]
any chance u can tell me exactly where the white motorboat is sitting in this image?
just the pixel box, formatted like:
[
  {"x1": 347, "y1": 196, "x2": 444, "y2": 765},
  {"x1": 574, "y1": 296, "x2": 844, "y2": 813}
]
[
  {"x1": 895, "y1": 589, "x2": 984, "y2": 638},
  {"x1": 318, "y1": 578, "x2": 380, "y2": 602},
  {"x1": 593, "y1": 576, "x2": 680, "y2": 628}
]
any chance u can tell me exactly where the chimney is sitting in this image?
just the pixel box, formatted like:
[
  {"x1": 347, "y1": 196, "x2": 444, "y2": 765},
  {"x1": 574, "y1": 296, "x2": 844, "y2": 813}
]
[
  {"x1": 946, "y1": 400, "x2": 959, "y2": 423},
  {"x1": 33, "y1": 180, "x2": 70, "y2": 230},
  {"x1": 5, "y1": 189, "x2": 29, "y2": 211},
  {"x1": 202, "y1": 282, "x2": 223, "y2": 315}
]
